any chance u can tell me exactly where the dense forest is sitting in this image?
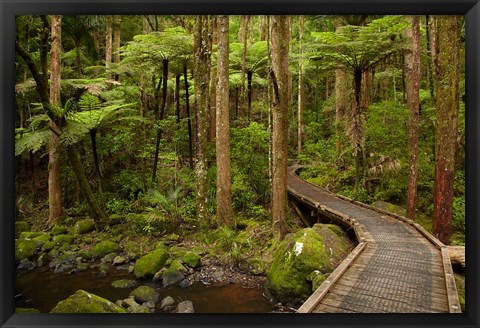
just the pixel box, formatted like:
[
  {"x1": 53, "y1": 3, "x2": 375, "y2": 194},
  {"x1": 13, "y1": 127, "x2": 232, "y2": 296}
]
[{"x1": 14, "y1": 15, "x2": 465, "y2": 313}]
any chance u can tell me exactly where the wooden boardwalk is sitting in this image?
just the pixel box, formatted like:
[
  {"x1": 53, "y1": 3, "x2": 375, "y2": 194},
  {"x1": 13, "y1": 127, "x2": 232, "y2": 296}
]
[{"x1": 287, "y1": 166, "x2": 461, "y2": 313}]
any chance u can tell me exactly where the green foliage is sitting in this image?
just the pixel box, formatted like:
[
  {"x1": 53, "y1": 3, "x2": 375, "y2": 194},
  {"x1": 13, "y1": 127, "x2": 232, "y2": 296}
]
[{"x1": 452, "y1": 196, "x2": 465, "y2": 234}]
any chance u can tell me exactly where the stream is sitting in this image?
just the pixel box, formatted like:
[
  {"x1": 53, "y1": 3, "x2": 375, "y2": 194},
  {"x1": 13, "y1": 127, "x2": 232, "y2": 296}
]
[{"x1": 15, "y1": 266, "x2": 274, "y2": 313}]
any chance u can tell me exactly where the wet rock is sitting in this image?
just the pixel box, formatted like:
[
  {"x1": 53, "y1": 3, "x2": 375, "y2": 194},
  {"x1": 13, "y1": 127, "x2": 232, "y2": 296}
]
[
  {"x1": 91, "y1": 241, "x2": 120, "y2": 259},
  {"x1": 162, "y1": 268, "x2": 185, "y2": 287},
  {"x1": 175, "y1": 300, "x2": 194, "y2": 313},
  {"x1": 142, "y1": 301, "x2": 156, "y2": 309},
  {"x1": 101, "y1": 253, "x2": 117, "y2": 264},
  {"x1": 159, "y1": 296, "x2": 175, "y2": 311},
  {"x1": 17, "y1": 258, "x2": 36, "y2": 270},
  {"x1": 73, "y1": 219, "x2": 96, "y2": 234},
  {"x1": 111, "y1": 279, "x2": 138, "y2": 289},
  {"x1": 115, "y1": 300, "x2": 123, "y2": 307},
  {"x1": 98, "y1": 270, "x2": 107, "y2": 278},
  {"x1": 36, "y1": 253, "x2": 48, "y2": 267},
  {"x1": 49, "y1": 252, "x2": 78, "y2": 269},
  {"x1": 15, "y1": 239, "x2": 37, "y2": 263},
  {"x1": 122, "y1": 296, "x2": 140, "y2": 308},
  {"x1": 130, "y1": 286, "x2": 159, "y2": 304},
  {"x1": 48, "y1": 248, "x2": 60, "y2": 259},
  {"x1": 51, "y1": 225, "x2": 68, "y2": 236},
  {"x1": 127, "y1": 305, "x2": 151, "y2": 313},
  {"x1": 50, "y1": 290, "x2": 127, "y2": 313},
  {"x1": 152, "y1": 269, "x2": 165, "y2": 283},
  {"x1": 182, "y1": 252, "x2": 201, "y2": 268},
  {"x1": 32, "y1": 234, "x2": 51, "y2": 249},
  {"x1": 54, "y1": 263, "x2": 76, "y2": 274},
  {"x1": 178, "y1": 279, "x2": 192, "y2": 289},
  {"x1": 133, "y1": 247, "x2": 168, "y2": 279},
  {"x1": 128, "y1": 265, "x2": 135, "y2": 274},
  {"x1": 41, "y1": 241, "x2": 56, "y2": 253},
  {"x1": 113, "y1": 256, "x2": 127, "y2": 265}
]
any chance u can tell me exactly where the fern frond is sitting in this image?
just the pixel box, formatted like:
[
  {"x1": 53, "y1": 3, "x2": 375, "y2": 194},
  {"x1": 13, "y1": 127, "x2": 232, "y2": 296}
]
[{"x1": 15, "y1": 130, "x2": 51, "y2": 156}]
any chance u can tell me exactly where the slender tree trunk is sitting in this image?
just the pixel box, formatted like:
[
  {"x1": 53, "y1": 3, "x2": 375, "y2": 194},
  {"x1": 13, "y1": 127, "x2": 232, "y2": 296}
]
[
  {"x1": 152, "y1": 59, "x2": 169, "y2": 183},
  {"x1": 215, "y1": 15, "x2": 233, "y2": 226},
  {"x1": 89, "y1": 129, "x2": 104, "y2": 185},
  {"x1": 113, "y1": 15, "x2": 121, "y2": 82},
  {"x1": 247, "y1": 70, "x2": 253, "y2": 122},
  {"x1": 271, "y1": 15, "x2": 290, "y2": 239},
  {"x1": 405, "y1": 16, "x2": 421, "y2": 220},
  {"x1": 183, "y1": 64, "x2": 194, "y2": 170},
  {"x1": 209, "y1": 17, "x2": 218, "y2": 142},
  {"x1": 351, "y1": 68, "x2": 365, "y2": 196},
  {"x1": 427, "y1": 15, "x2": 436, "y2": 100},
  {"x1": 432, "y1": 16, "x2": 461, "y2": 244},
  {"x1": 240, "y1": 15, "x2": 249, "y2": 120},
  {"x1": 193, "y1": 15, "x2": 211, "y2": 224},
  {"x1": 335, "y1": 69, "x2": 346, "y2": 156},
  {"x1": 105, "y1": 16, "x2": 113, "y2": 83},
  {"x1": 48, "y1": 15, "x2": 64, "y2": 227},
  {"x1": 297, "y1": 15, "x2": 305, "y2": 158}
]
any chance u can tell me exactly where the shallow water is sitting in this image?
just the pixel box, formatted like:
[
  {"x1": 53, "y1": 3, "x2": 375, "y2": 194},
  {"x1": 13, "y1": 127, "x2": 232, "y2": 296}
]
[{"x1": 15, "y1": 266, "x2": 274, "y2": 313}]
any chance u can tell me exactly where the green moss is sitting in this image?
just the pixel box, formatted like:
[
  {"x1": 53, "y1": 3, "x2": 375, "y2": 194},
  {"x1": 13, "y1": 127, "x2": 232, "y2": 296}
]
[
  {"x1": 15, "y1": 221, "x2": 30, "y2": 238},
  {"x1": 19, "y1": 231, "x2": 42, "y2": 240},
  {"x1": 41, "y1": 241, "x2": 56, "y2": 252},
  {"x1": 91, "y1": 241, "x2": 120, "y2": 258},
  {"x1": 181, "y1": 252, "x2": 201, "y2": 268},
  {"x1": 15, "y1": 239, "x2": 37, "y2": 263},
  {"x1": 129, "y1": 286, "x2": 159, "y2": 303},
  {"x1": 266, "y1": 228, "x2": 332, "y2": 302},
  {"x1": 51, "y1": 225, "x2": 68, "y2": 236},
  {"x1": 73, "y1": 219, "x2": 96, "y2": 234},
  {"x1": 111, "y1": 279, "x2": 138, "y2": 289},
  {"x1": 32, "y1": 234, "x2": 51, "y2": 248},
  {"x1": 53, "y1": 234, "x2": 75, "y2": 246},
  {"x1": 15, "y1": 307, "x2": 40, "y2": 313},
  {"x1": 50, "y1": 290, "x2": 127, "y2": 313},
  {"x1": 134, "y1": 248, "x2": 169, "y2": 278}
]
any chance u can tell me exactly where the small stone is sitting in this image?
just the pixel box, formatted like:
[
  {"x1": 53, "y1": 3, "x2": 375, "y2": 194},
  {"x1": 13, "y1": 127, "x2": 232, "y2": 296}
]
[
  {"x1": 113, "y1": 256, "x2": 127, "y2": 265},
  {"x1": 102, "y1": 253, "x2": 117, "y2": 264},
  {"x1": 115, "y1": 300, "x2": 123, "y2": 307},
  {"x1": 162, "y1": 269, "x2": 185, "y2": 287},
  {"x1": 178, "y1": 279, "x2": 192, "y2": 289},
  {"x1": 17, "y1": 258, "x2": 36, "y2": 270},
  {"x1": 98, "y1": 271, "x2": 107, "y2": 278},
  {"x1": 122, "y1": 296, "x2": 140, "y2": 308},
  {"x1": 175, "y1": 300, "x2": 194, "y2": 313},
  {"x1": 130, "y1": 286, "x2": 159, "y2": 304},
  {"x1": 91, "y1": 241, "x2": 120, "y2": 259},
  {"x1": 182, "y1": 252, "x2": 201, "y2": 268},
  {"x1": 152, "y1": 269, "x2": 164, "y2": 283},
  {"x1": 159, "y1": 296, "x2": 175, "y2": 310},
  {"x1": 51, "y1": 225, "x2": 68, "y2": 236},
  {"x1": 73, "y1": 219, "x2": 96, "y2": 234},
  {"x1": 111, "y1": 279, "x2": 138, "y2": 289},
  {"x1": 142, "y1": 301, "x2": 156, "y2": 309}
]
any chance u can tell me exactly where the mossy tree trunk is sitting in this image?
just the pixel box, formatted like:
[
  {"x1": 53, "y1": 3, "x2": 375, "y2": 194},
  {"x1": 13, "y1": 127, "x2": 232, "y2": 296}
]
[
  {"x1": 432, "y1": 16, "x2": 461, "y2": 244},
  {"x1": 271, "y1": 15, "x2": 290, "y2": 239},
  {"x1": 193, "y1": 15, "x2": 211, "y2": 224},
  {"x1": 405, "y1": 16, "x2": 421, "y2": 220},
  {"x1": 297, "y1": 15, "x2": 305, "y2": 158},
  {"x1": 215, "y1": 15, "x2": 233, "y2": 226},
  {"x1": 105, "y1": 16, "x2": 113, "y2": 84},
  {"x1": 113, "y1": 15, "x2": 121, "y2": 82},
  {"x1": 183, "y1": 64, "x2": 194, "y2": 170}
]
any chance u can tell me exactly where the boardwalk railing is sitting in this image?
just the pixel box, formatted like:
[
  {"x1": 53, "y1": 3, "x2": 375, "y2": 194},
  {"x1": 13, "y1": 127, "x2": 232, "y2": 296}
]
[{"x1": 287, "y1": 166, "x2": 461, "y2": 313}]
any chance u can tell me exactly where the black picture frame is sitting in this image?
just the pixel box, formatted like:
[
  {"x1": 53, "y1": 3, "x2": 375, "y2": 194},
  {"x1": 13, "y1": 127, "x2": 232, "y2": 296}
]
[{"x1": 1, "y1": 1, "x2": 479, "y2": 327}]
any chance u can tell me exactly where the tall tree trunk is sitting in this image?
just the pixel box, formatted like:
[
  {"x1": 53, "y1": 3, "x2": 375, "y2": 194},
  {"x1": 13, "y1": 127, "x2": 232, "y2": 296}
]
[
  {"x1": 215, "y1": 15, "x2": 233, "y2": 226},
  {"x1": 113, "y1": 15, "x2": 121, "y2": 82},
  {"x1": 405, "y1": 16, "x2": 421, "y2": 220},
  {"x1": 427, "y1": 15, "x2": 436, "y2": 100},
  {"x1": 193, "y1": 15, "x2": 211, "y2": 224},
  {"x1": 270, "y1": 15, "x2": 290, "y2": 240},
  {"x1": 209, "y1": 17, "x2": 218, "y2": 142},
  {"x1": 335, "y1": 69, "x2": 346, "y2": 156},
  {"x1": 89, "y1": 129, "x2": 105, "y2": 191},
  {"x1": 432, "y1": 16, "x2": 461, "y2": 244},
  {"x1": 297, "y1": 15, "x2": 305, "y2": 158},
  {"x1": 351, "y1": 68, "x2": 365, "y2": 196},
  {"x1": 152, "y1": 59, "x2": 169, "y2": 183},
  {"x1": 48, "y1": 15, "x2": 64, "y2": 227},
  {"x1": 247, "y1": 70, "x2": 253, "y2": 122},
  {"x1": 105, "y1": 16, "x2": 113, "y2": 84},
  {"x1": 240, "y1": 15, "x2": 249, "y2": 121},
  {"x1": 183, "y1": 64, "x2": 194, "y2": 170}
]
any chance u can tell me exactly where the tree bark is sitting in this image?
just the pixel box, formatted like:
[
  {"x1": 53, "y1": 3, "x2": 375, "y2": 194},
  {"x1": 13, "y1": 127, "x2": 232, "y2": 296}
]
[
  {"x1": 105, "y1": 16, "x2": 113, "y2": 83},
  {"x1": 152, "y1": 59, "x2": 169, "y2": 183},
  {"x1": 432, "y1": 16, "x2": 461, "y2": 245},
  {"x1": 297, "y1": 15, "x2": 305, "y2": 158},
  {"x1": 405, "y1": 16, "x2": 421, "y2": 220},
  {"x1": 113, "y1": 15, "x2": 121, "y2": 82},
  {"x1": 335, "y1": 69, "x2": 346, "y2": 156},
  {"x1": 209, "y1": 16, "x2": 218, "y2": 142},
  {"x1": 271, "y1": 15, "x2": 290, "y2": 239},
  {"x1": 183, "y1": 64, "x2": 194, "y2": 170},
  {"x1": 47, "y1": 15, "x2": 64, "y2": 227},
  {"x1": 193, "y1": 15, "x2": 211, "y2": 224},
  {"x1": 215, "y1": 15, "x2": 233, "y2": 226}
]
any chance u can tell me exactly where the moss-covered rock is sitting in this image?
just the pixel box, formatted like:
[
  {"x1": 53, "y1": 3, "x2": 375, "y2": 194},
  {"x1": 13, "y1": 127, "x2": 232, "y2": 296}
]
[
  {"x1": 91, "y1": 241, "x2": 120, "y2": 258},
  {"x1": 19, "y1": 231, "x2": 42, "y2": 240},
  {"x1": 182, "y1": 252, "x2": 201, "y2": 268},
  {"x1": 41, "y1": 241, "x2": 56, "y2": 252},
  {"x1": 134, "y1": 247, "x2": 169, "y2": 279},
  {"x1": 129, "y1": 286, "x2": 159, "y2": 304},
  {"x1": 53, "y1": 234, "x2": 75, "y2": 247},
  {"x1": 73, "y1": 219, "x2": 96, "y2": 234},
  {"x1": 15, "y1": 221, "x2": 30, "y2": 238},
  {"x1": 15, "y1": 239, "x2": 37, "y2": 263},
  {"x1": 51, "y1": 225, "x2": 68, "y2": 236},
  {"x1": 15, "y1": 307, "x2": 40, "y2": 313},
  {"x1": 50, "y1": 290, "x2": 127, "y2": 313},
  {"x1": 32, "y1": 233, "x2": 51, "y2": 249},
  {"x1": 162, "y1": 267, "x2": 185, "y2": 287},
  {"x1": 111, "y1": 279, "x2": 138, "y2": 289},
  {"x1": 266, "y1": 227, "x2": 339, "y2": 302}
]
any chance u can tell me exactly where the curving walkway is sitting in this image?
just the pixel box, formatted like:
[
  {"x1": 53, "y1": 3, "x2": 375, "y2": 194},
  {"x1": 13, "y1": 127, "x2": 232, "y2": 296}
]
[{"x1": 287, "y1": 166, "x2": 461, "y2": 313}]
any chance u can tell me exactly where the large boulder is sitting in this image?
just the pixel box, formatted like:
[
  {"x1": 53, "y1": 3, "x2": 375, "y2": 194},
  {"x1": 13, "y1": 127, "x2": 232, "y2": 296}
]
[
  {"x1": 73, "y1": 219, "x2": 96, "y2": 234},
  {"x1": 32, "y1": 233, "x2": 51, "y2": 249},
  {"x1": 266, "y1": 225, "x2": 351, "y2": 302},
  {"x1": 129, "y1": 286, "x2": 159, "y2": 304},
  {"x1": 15, "y1": 239, "x2": 37, "y2": 263},
  {"x1": 50, "y1": 290, "x2": 127, "y2": 313},
  {"x1": 133, "y1": 247, "x2": 169, "y2": 279},
  {"x1": 53, "y1": 234, "x2": 75, "y2": 247},
  {"x1": 91, "y1": 241, "x2": 120, "y2": 258}
]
